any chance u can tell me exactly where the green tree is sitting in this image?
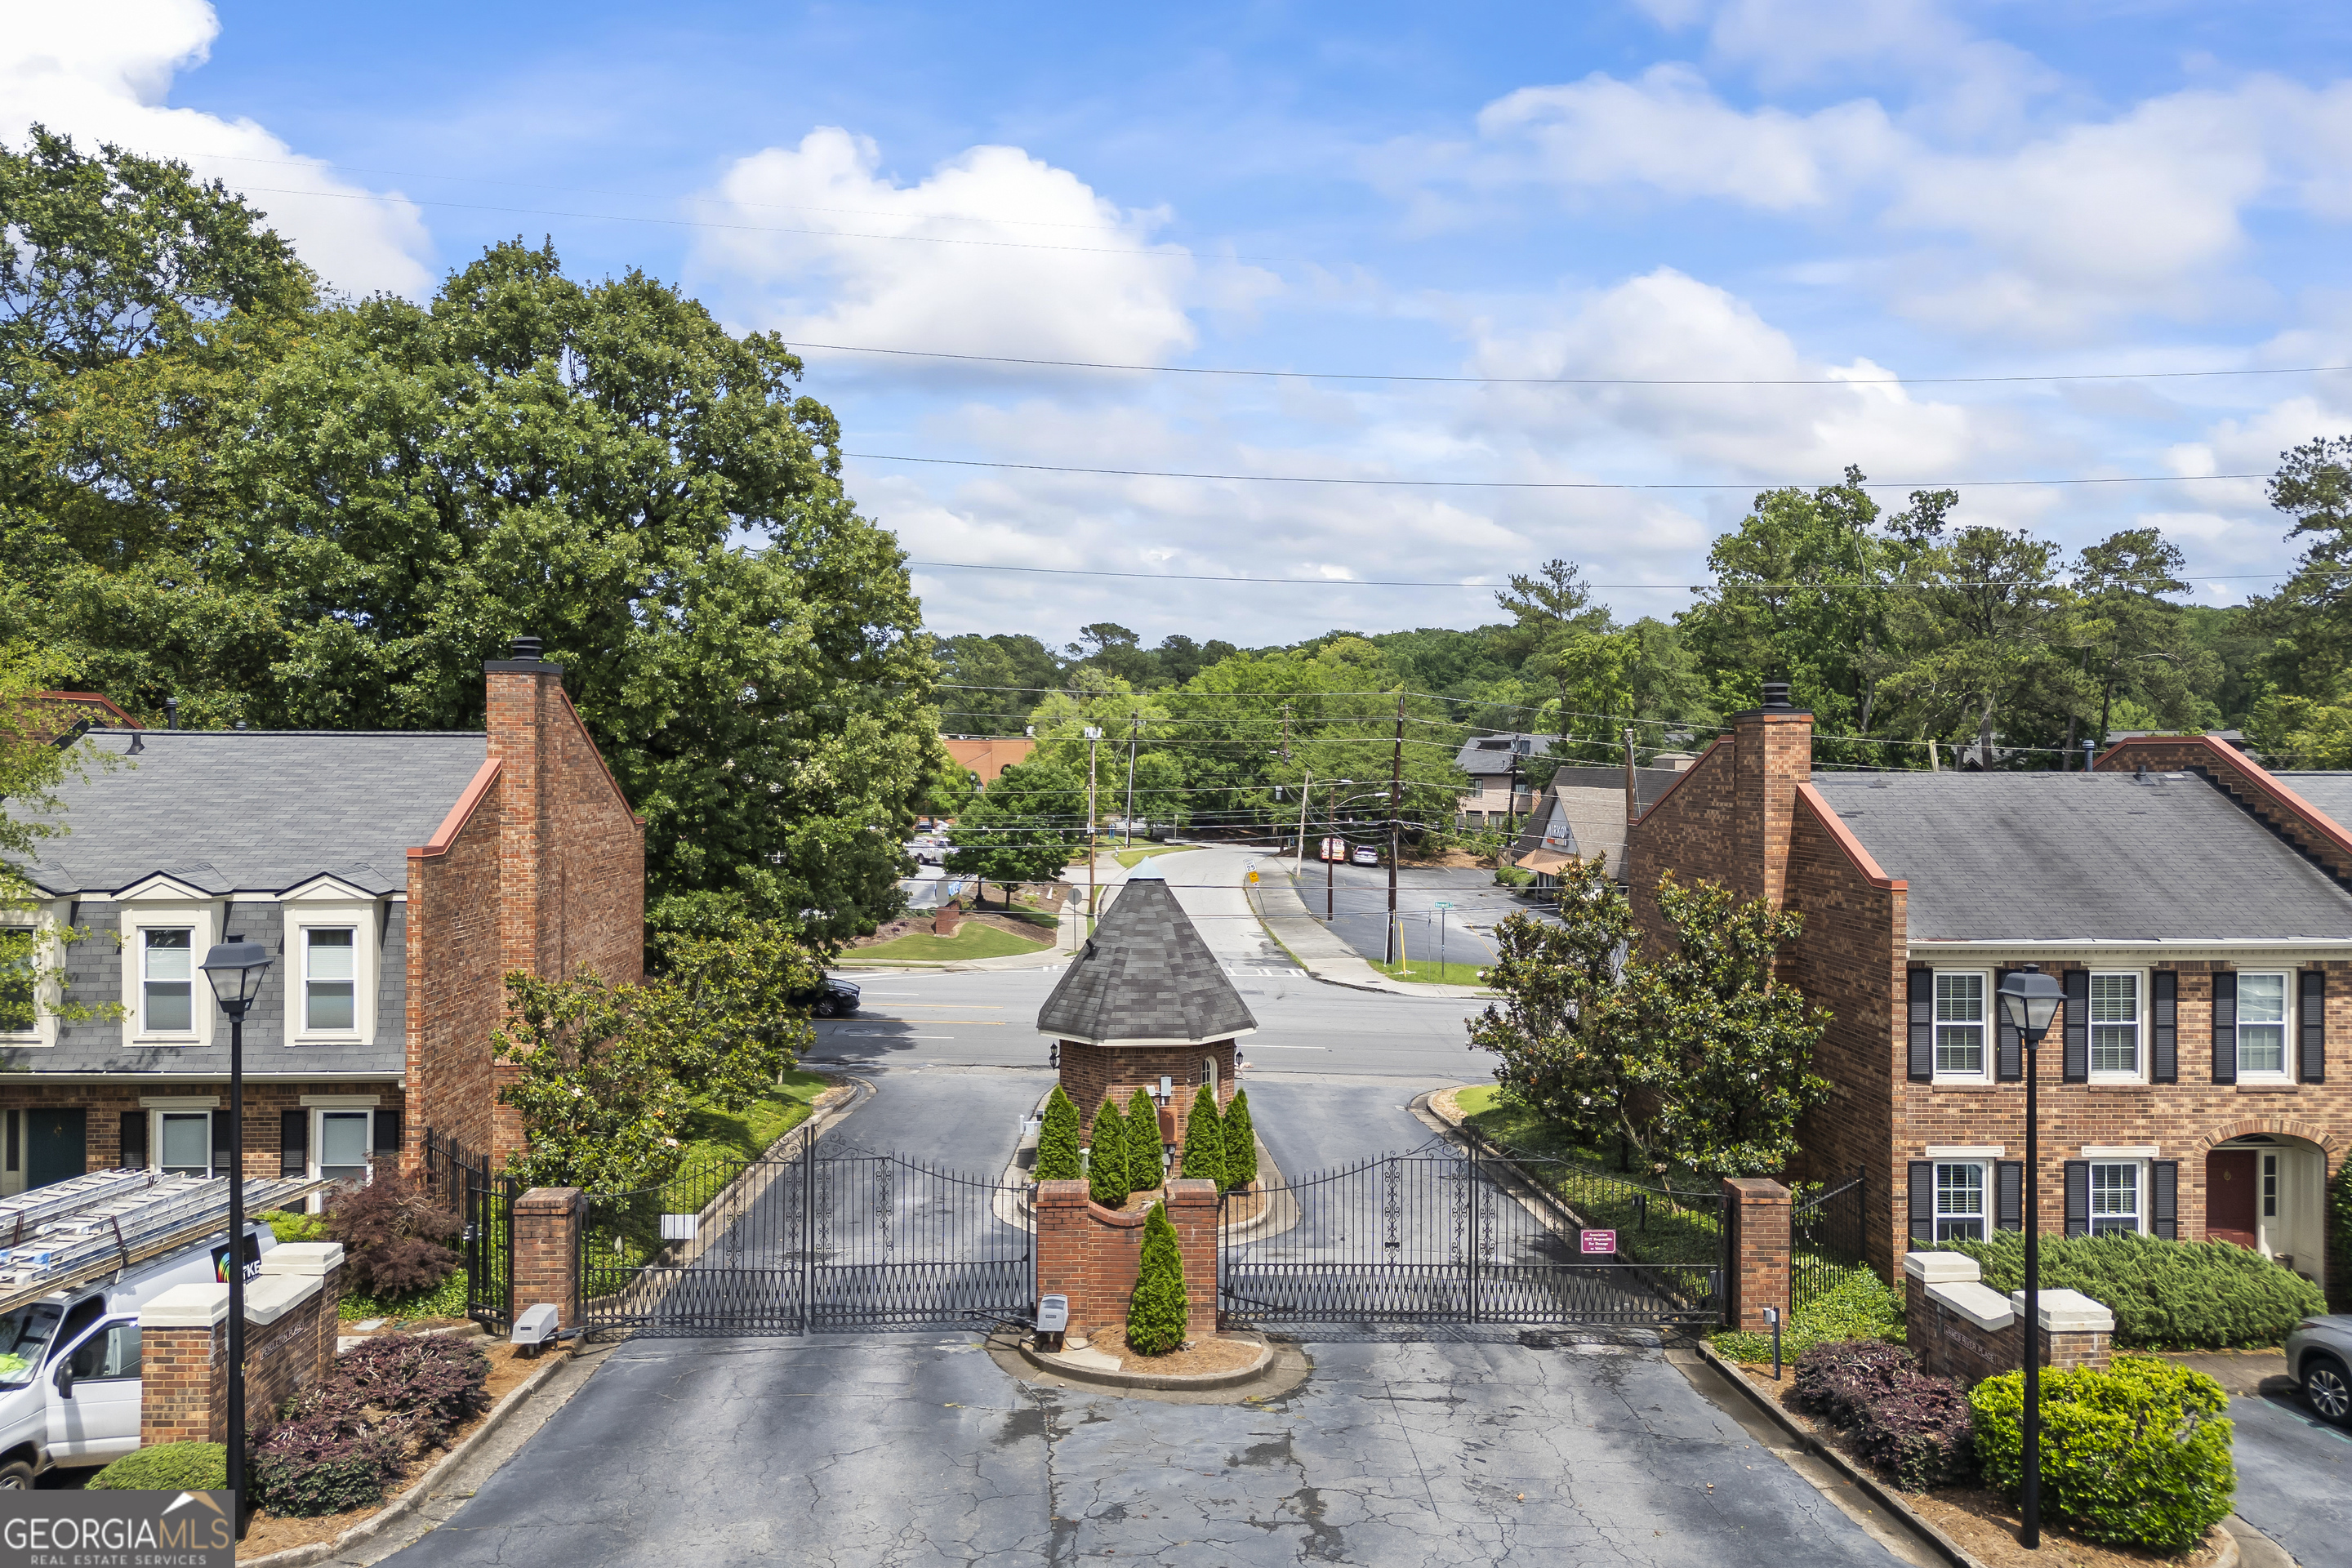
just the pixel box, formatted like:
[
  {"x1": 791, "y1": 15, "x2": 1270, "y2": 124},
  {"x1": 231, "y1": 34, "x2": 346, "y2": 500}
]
[
  {"x1": 944, "y1": 757, "x2": 1089, "y2": 905},
  {"x1": 2066, "y1": 529, "x2": 2221, "y2": 747},
  {"x1": 1179, "y1": 1087, "x2": 1225, "y2": 1184},
  {"x1": 1036, "y1": 1085, "x2": 1081, "y2": 1183},
  {"x1": 0, "y1": 648, "x2": 122, "y2": 1036},
  {"x1": 1880, "y1": 524, "x2": 2087, "y2": 767},
  {"x1": 1125, "y1": 1087, "x2": 1164, "y2": 1193},
  {"x1": 1223, "y1": 1087, "x2": 1258, "y2": 1190},
  {"x1": 1125, "y1": 1201, "x2": 1187, "y2": 1355},
  {"x1": 1088, "y1": 1100, "x2": 1130, "y2": 1208}
]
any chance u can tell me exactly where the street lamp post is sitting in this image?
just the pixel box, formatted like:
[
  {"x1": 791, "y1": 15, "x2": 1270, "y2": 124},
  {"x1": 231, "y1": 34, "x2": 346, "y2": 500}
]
[
  {"x1": 1995, "y1": 964, "x2": 2066, "y2": 1552},
  {"x1": 200, "y1": 938, "x2": 273, "y2": 1538}
]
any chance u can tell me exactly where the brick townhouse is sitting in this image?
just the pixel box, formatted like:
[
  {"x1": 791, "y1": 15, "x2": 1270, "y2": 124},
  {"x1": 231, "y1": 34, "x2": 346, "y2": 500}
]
[
  {"x1": 1624, "y1": 686, "x2": 2347, "y2": 1294},
  {"x1": 0, "y1": 640, "x2": 643, "y2": 1193}
]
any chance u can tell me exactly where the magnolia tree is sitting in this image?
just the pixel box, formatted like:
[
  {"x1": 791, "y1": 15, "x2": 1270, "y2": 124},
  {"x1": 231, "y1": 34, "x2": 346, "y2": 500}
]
[{"x1": 1469, "y1": 860, "x2": 1829, "y2": 1177}]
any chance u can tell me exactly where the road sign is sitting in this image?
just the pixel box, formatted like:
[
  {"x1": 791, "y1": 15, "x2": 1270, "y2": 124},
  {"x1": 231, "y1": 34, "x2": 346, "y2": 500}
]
[
  {"x1": 1579, "y1": 1229, "x2": 1617, "y2": 1255},
  {"x1": 1431, "y1": 900, "x2": 1453, "y2": 909},
  {"x1": 1246, "y1": 871, "x2": 1259, "y2": 884}
]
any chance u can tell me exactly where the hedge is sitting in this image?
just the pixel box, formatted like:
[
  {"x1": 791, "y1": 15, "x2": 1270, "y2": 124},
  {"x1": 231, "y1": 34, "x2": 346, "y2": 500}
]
[
  {"x1": 90, "y1": 1442, "x2": 225, "y2": 1491},
  {"x1": 1939, "y1": 1230, "x2": 2323, "y2": 1348},
  {"x1": 1971, "y1": 1356, "x2": 2234, "y2": 1552}
]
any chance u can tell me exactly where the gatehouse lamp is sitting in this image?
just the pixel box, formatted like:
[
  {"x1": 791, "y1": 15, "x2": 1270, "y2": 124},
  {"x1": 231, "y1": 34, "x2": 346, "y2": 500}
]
[
  {"x1": 1995, "y1": 964, "x2": 2065, "y2": 1552},
  {"x1": 202, "y1": 938, "x2": 272, "y2": 1539}
]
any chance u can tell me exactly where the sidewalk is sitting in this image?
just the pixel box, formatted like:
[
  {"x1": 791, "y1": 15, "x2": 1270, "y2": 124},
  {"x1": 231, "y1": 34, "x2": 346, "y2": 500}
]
[{"x1": 1248, "y1": 866, "x2": 1497, "y2": 1000}]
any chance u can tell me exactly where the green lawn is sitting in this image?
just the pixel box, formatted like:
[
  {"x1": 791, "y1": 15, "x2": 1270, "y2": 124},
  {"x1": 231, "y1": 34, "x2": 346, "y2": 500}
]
[
  {"x1": 1370, "y1": 958, "x2": 1492, "y2": 987},
  {"x1": 676, "y1": 1070, "x2": 834, "y2": 1166},
  {"x1": 838, "y1": 921, "x2": 1054, "y2": 963},
  {"x1": 1114, "y1": 844, "x2": 1193, "y2": 869}
]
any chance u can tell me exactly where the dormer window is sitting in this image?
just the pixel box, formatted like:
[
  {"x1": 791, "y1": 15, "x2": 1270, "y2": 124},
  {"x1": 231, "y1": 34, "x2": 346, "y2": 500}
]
[
  {"x1": 142, "y1": 929, "x2": 195, "y2": 1036},
  {"x1": 305, "y1": 929, "x2": 357, "y2": 1032}
]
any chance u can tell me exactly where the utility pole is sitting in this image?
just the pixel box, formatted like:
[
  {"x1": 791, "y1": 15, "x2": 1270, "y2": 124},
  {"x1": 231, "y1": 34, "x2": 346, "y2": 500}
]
[
  {"x1": 1505, "y1": 746, "x2": 1522, "y2": 840},
  {"x1": 1327, "y1": 777, "x2": 1347, "y2": 920},
  {"x1": 1387, "y1": 696, "x2": 1403, "y2": 966},
  {"x1": 1085, "y1": 726, "x2": 1102, "y2": 932},
  {"x1": 1294, "y1": 768, "x2": 1312, "y2": 875},
  {"x1": 1124, "y1": 715, "x2": 1140, "y2": 847}
]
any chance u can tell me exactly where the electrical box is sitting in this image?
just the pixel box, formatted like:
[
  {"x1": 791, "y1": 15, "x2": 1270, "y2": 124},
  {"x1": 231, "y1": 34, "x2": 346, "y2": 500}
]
[
  {"x1": 659, "y1": 1214, "x2": 697, "y2": 1242},
  {"x1": 512, "y1": 1302, "x2": 561, "y2": 1353},
  {"x1": 1036, "y1": 1294, "x2": 1069, "y2": 1334}
]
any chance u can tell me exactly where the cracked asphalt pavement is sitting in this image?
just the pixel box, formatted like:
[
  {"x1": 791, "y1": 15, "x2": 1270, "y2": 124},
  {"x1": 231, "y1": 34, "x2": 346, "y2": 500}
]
[{"x1": 385, "y1": 1330, "x2": 1902, "y2": 1566}]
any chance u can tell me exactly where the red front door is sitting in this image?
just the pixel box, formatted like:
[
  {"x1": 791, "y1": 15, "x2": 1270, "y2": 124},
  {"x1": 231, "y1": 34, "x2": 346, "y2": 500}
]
[{"x1": 2206, "y1": 1151, "x2": 2257, "y2": 1248}]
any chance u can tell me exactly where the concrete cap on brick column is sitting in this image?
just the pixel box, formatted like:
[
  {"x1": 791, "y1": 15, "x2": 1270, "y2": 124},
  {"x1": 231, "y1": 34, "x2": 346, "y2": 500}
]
[
  {"x1": 140, "y1": 1283, "x2": 229, "y2": 1329},
  {"x1": 258, "y1": 1241, "x2": 346, "y2": 1276},
  {"x1": 244, "y1": 1274, "x2": 323, "y2": 1327},
  {"x1": 2010, "y1": 1288, "x2": 2115, "y2": 1334},
  {"x1": 1926, "y1": 1280, "x2": 2014, "y2": 1331},
  {"x1": 1904, "y1": 1250, "x2": 1980, "y2": 1285}
]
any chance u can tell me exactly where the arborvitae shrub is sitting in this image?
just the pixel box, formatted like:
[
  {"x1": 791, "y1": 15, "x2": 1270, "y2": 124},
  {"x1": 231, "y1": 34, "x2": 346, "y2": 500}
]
[
  {"x1": 1223, "y1": 1088, "x2": 1257, "y2": 1189},
  {"x1": 1180, "y1": 1085, "x2": 1224, "y2": 1183},
  {"x1": 1088, "y1": 1101, "x2": 1130, "y2": 1208},
  {"x1": 1125, "y1": 1087, "x2": 1163, "y2": 1193},
  {"x1": 1942, "y1": 1230, "x2": 2323, "y2": 1348},
  {"x1": 1036, "y1": 1085, "x2": 1081, "y2": 1182},
  {"x1": 1125, "y1": 1201, "x2": 1188, "y2": 1355},
  {"x1": 90, "y1": 1442, "x2": 225, "y2": 1491}
]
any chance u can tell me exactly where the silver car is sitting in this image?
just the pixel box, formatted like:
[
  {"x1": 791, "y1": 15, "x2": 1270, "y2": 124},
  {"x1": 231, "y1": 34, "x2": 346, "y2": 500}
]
[{"x1": 2286, "y1": 1315, "x2": 2352, "y2": 1426}]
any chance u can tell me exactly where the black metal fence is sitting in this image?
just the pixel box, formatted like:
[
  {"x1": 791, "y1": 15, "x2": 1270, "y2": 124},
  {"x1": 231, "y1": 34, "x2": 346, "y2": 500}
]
[
  {"x1": 1219, "y1": 1136, "x2": 1723, "y2": 1330},
  {"x1": 578, "y1": 1129, "x2": 1034, "y2": 1338},
  {"x1": 1792, "y1": 1165, "x2": 1869, "y2": 1317},
  {"x1": 421, "y1": 1129, "x2": 519, "y2": 1335}
]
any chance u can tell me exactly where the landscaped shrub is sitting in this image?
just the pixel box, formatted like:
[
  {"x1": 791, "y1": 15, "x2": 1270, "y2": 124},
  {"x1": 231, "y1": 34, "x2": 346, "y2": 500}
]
[
  {"x1": 250, "y1": 1419, "x2": 403, "y2": 1517},
  {"x1": 1790, "y1": 1339, "x2": 1915, "y2": 1429},
  {"x1": 340, "y1": 1268, "x2": 467, "y2": 1324},
  {"x1": 259, "y1": 1209, "x2": 332, "y2": 1244},
  {"x1": 1088, "y1": 1102, "x2": 1130, "y2": 1208},
  {"x1": 1179, "y1": 1087, "x2": 1224, "y2": 1184},
  {"x1": 1971, "y1": 1356, "x2": 2234, "y2": 1552},
  {"x1": 1125, "y1": 1087, "x2": 1163, "y2": 1193},
  {"x1": 89, "y1": 1442, "x2": 225, "y2": 1490},
  {"x1": 1125, "y1": 1202, "x2": 1187, "y2": 1355},
  {"x1": 1223, "y1": 1089, "x2": 1258, "y2": 1190},
  {"x1": 252, "y1": 1331, "x2": 494, "y2": 1517},
  {"x1": 1036, "y1": 1085, "x2": 1081, "y2": 1183},
  {"x1": 327, "y1": 1172, "x2": 463, "y2": 1298},
  {"x1": 2331, "y1": 1153, "x2": 2352, "y2": 1314},
  {"x1": 1788, "y1": 1339, "x2": 1972, "y2": 1491},
  {"x1": 327, "y1": 1334, "x2": 492, "y2": 1448},
  {"x1": 1713, "y1": 1264, "x2": 1904, "y2": 1363},
  {"x1": 1942, "y1": 1230, "x2": 2324, "y2": 1348}
]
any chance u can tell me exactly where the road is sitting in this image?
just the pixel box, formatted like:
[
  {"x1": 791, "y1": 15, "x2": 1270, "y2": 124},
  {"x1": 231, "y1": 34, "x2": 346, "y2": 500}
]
[
  {"x1": 2230, "y1": 1382, "x2": 2352, "y2": 1566},
  {"x1": 1299, "y1": 859, "x2": 1549, "y2": 969}
]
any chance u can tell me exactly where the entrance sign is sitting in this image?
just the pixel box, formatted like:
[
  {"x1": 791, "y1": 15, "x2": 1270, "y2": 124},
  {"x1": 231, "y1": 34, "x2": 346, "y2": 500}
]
[
  {"x1": 1580, "y1": 1230, "x2": 1618, "y2": 1254},
  {"x1": 1431, "y1": 900, "x2": 1453, "y2": 910}
]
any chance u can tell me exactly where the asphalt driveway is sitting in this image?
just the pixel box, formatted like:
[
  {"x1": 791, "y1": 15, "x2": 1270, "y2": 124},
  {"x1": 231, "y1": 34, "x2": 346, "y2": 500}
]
[
  {"x1": 2230, "y1": 1385, "x2": 2352, "y2": 1566},
  {"x1": 385, "y1": 1332, "x2": 1904, "y2": 1567}
]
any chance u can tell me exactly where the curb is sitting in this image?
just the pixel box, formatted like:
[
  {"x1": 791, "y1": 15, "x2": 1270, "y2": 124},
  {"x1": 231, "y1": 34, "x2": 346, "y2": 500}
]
[
  {"x1": 1018, "y1": 1333, "x2": 1275, "y2": 1392},
  {"x1": 1245, "y1": 875, "x2": 1497, "y2": 1001},
  {"x1": 236, "y1": 1346, "x2": 577, "y2": 1568}
]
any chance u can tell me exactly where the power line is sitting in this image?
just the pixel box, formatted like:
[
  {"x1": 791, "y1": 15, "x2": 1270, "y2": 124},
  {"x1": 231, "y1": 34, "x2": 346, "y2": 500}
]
[
  {"x1": 910, "y1": 559, "x2": 2294, "y2": 591},
  {"x1": 855, "y1": 451, "x2": 2267, "y2": 490}
]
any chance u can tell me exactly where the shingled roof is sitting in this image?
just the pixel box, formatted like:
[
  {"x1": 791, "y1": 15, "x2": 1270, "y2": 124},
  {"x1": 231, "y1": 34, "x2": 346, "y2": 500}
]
[{"x1": 1036, "y1": 861, "x2": 1258, "y2": 1046}]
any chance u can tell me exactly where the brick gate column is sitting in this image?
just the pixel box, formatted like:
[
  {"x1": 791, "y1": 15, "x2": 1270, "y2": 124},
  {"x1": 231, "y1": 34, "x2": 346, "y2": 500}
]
[
  {"x1": 514, "y1": 1187, "x2": 586, "y2": 1330},
  {"x1": 1722, "y1": 1177, "x2": 1791, "y2": 1332}
]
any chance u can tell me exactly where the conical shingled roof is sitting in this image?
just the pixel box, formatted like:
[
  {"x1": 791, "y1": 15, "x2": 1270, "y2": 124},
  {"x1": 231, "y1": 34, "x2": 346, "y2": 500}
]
[{"x1": 1036, "y1": 862, "x2": 1258, "y2": 1046}]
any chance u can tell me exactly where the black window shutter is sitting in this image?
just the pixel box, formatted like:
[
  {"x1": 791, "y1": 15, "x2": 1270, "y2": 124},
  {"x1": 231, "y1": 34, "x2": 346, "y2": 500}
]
[
  {"x1": 2061, "y1": 969, "x2": 2090, "y2": 1083},
  {"x1": 1995, "y1": 967, "x2": 2023, "y2": 1081},
  {"x1": 372, "y1": 1109, "x2": 402, "y2": 1159},
  {"x1": 2063, "y1": 1160, "x2": 2090, "y2": 1237},
  {"x1": 1996, "y1": 1161, "x2": 2024, "y2": 1232},
  {"x1": 279, "y1": 1110, "x2": 308, "y2": 1178},
  {"x1": 2151, "y1": 971, "x2": 2178, "y2": 1084},
  {"x1": 2300, "y1": 970, "x2": 2327, "y2": 1085},
  {"x1": 210, "y1": 1110, "x2": 232, "y2": 1178},
  {"x1": 2212, "y1": 973, "x2": 2237, "y2": 1085},
  {"x1": 2151, "y1": 1161, "x2": 2179, "y2": 1241},
  {"x1": 119, "y1": 1111, "x2": 147, "y2": 1169},
  {"x1": 1908, "y1": 1160, "x2": 1935, "y2": 1243},
  {"x1": 1907, "y1": 969, "x2": 1935, "y2": 1081}
]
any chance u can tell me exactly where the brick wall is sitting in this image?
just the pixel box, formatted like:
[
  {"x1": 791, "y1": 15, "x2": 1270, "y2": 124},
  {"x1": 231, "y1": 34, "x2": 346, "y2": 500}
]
[
  {"x1": 136, "y1": 1321, "x2": 225, "y2": 1446},
  {"x1": 1057, "y1": 1040, "x2": 1237, "y2": 1154},
  {"x1": 1034, "y1": 1178, "x2": 1219, "y2": 1340},
  {"x1": 137, "y1": 1250, "x2": 345, "y2": 1447},
  {"x1": 407, "y1": 765, "x2": 507, "y2": 1163},
  {"x1": 1904, "y1": 1266, "x2": 2112, "y2": 1386},
  {"x1": 1724, "y1": 1178, "x2": 1791, "y2": 1331}
]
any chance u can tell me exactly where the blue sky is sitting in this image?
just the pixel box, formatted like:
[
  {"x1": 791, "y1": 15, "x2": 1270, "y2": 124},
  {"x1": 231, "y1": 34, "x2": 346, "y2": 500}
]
[{"x1": 12, "y1": 1, "x2": 2352, "y2": 649}]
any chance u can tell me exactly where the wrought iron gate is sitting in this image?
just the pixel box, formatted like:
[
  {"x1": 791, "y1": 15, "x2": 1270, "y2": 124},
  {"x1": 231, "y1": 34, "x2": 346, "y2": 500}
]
[
  {"x1": 1793, "y1": 1165, "x2": 1869, "y2": 1316},
  {"x1": 577, "y1": 1129, "x2": 1034, "y2": 1338},
  {"x1": 1219, "y1": 1136, "x2": 1723, "y2": 1329},
  {"x1": 423, "y1": 1129, "x2": 519, "y2": 1335}
]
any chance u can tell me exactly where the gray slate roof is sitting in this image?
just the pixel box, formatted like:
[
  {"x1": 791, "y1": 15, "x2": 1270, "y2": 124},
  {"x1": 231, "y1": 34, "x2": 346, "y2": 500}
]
[
  {"x1": 16, "y1": 730, "x2": 489, "y2": 897},
  {"x1": 1454, "y1": 733, "x2": 1551, "y2": 777},
  {"x1": 2269, "y1": 773, "x2": 2352, "y2": 833},
  {"x1": 1810, "y1": 769, "x2": 2352, "y2": 942},
  {"x1": 1036, "y1": 864, "x2": 1258, "y2": 1045}
]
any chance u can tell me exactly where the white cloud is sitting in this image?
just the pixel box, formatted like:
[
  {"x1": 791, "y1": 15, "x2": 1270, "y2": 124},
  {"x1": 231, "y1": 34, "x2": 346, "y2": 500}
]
[
  {"x1": 689, "y1": 128, "x2": 1216, "y2": 368},
  {"x1": 0, "y1": 0, "x2": 433, "y2": 296}
]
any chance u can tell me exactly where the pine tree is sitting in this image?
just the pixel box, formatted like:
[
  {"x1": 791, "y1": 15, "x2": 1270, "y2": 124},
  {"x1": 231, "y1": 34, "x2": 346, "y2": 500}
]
[
  {"x1": 1036, "y1": 1085, "x2": 1081, "y2": 1182},
  {"x1": 1088, "y1": 1100, "x2": 1130, "y2": 1208},
  {"x1": 1125, "y1": 1086, "x2": 1163, "y2": 1193},
  {"x1": 1179, "y1": 1085, "x2": 1225, "y2": 1184},
  {"x1": 1125, "y1": 1201, "x2": 1188, "y2": 1355},
  {"x1": 1223, "y1": 1087, "x2": 1258, "y2": 1190}
]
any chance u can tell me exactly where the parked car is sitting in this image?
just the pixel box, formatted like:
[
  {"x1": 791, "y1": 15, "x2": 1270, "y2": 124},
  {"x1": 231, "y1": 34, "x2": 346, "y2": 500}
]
[
  {"x1": 792, "y1": 978, "x2": 862, "y2": 1019},
  {"x1": 0, "y1": 1223, "x2": 275, "y2": 1484},
  {"x1": 2287, "y1": 1315, "x2": 2352, "y2": 1426},
  {"x1": 1351, "y1": 845, "x2": 1381, "y2": 866},
  {"x1": 904, "y1": 840, "x2": 943, "y2": 866}
]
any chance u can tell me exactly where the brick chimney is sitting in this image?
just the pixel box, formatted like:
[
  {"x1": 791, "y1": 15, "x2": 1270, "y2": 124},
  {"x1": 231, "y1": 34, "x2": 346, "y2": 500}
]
[
  {"x1": 1732, "y1": 681, "x2": 1813, "y2": 908},
  {"x1": 485, "y1": 635, "x2": 561, "y2": 976}
]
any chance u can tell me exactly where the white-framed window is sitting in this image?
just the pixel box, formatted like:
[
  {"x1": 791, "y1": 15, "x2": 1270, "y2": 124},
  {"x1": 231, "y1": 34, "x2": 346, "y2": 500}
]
[
  {"x1": 2237, "y1": 971, "x2": 2291, "y2": 1080},
  {"x1": 140, "y1": 929, "x2": 195, "y2": 1036},
  {"x1": 1934, "y1": 1162, "x2": 1987, "y2": 1241},
  {"x1": 303, "y1": 928, "x2": 358, "y2": 1033},
  {"x1": 2261, "y1": 1152, "x2": 2278, "y2": 1218},
  {"x1": 0, "y1": 907, "x2": 61, "y2": 1046},
  {"x1": 2089, "y1": 1161, "x2": 2142, "y2": 1235},
  {"x1": 280, "y1": 889, "x2": 381, "y2": 1048},
  {"x1": 156, "y1": 1111, "x2": 212, "y2": 1177},
  {"x1": 1934, "y1": 972, "x2": 1988, "y2": 1080},
  {"x1": 315, "y1": 1110, "x2": 372, "y2": 1185},
  {"x1": 2089, "y1": 971, "x2": 2140, "y2": 1079}
]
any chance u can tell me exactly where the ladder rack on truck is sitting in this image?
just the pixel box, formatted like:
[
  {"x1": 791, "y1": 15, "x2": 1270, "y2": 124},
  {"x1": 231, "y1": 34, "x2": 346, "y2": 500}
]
[
  {"x1": 0, "y1": 1176, "x2": 331, "y2": 1317},
  {"x1": 0, "y1": 1169, "x2": 173, "y2": 1246}
]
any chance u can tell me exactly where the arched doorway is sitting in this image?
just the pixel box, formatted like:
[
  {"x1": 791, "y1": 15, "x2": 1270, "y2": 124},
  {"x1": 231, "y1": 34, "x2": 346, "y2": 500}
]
[{"x1": 2207, "y1": 1133, "x2": 2328, "y2": 1290}]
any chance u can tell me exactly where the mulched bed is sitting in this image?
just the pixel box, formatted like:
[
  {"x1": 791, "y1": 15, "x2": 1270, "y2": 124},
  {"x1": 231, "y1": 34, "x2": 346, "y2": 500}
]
[
  {"x1": 846, "y1": 908, "x2": 1054, "y2": 948},
  {"x1": 1726, "y1": 1361, "x2": 2229, "y2": 1568},
  {"x1": 1066, "y1": 1334, "x2": 1265, "y2": 1377},
  {"x1": 1093, "y1": 1181, "x2": 1268, "y2": 1223}
]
